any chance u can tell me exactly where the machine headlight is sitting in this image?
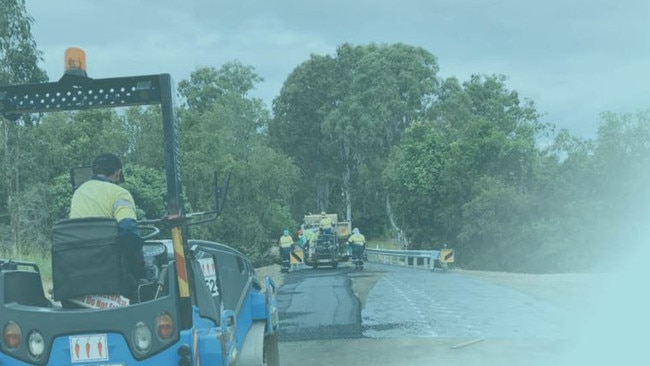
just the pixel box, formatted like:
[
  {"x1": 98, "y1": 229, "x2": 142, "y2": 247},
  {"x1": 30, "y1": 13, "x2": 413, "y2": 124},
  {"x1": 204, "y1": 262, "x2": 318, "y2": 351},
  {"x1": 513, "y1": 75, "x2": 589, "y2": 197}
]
[
  {"x1": 3, "y1": 321, "x2": 21, "y2": 350},
  {"x1": 156, "y1": 312, "x2": 174, "y2": 340},
  {"x1": 27, "y1": 330, "x2": 45, "y2": 359},
  {"x1": 132, "y1": 322, "x2": 152, "y2": 353}
]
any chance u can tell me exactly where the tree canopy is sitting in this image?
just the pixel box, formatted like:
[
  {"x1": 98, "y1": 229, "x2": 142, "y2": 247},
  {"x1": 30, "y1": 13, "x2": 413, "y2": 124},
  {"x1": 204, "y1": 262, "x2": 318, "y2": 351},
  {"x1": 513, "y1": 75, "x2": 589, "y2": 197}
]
[
  {"x1": 270, "y1": 43, "x2": 439, "y2": 235},
  {"x1": 1, "y1": 8, "x2": 647, "y2": 271}
]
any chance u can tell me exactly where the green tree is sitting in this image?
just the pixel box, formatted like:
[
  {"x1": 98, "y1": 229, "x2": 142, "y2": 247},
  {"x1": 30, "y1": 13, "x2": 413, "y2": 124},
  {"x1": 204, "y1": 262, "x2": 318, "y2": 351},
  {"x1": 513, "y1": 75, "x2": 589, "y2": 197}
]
[
  {"x1": 591, "y1": 112, "x2": 650, "y2": 257},
  {"x1": 179, "y1": 64, "x2": 299, "y2": 264},
  {"x1": 30, "y1": 110, "x2": 132, "y2": 177},
  {"x1": 123, "y1": 106, "x2": 165, "y2": 171},
  {"x1": 326, "y1": 43, "x2": 439, "y2": 233},
  {"x1": 530, "y1": 129, "x2": 599, "y2": 270},
  {"x1": 386, "y1": 75, "x2": 549, "y2": 270},
  {"x1": 0, "y1": 0, "x2": 48, "y2": 255},
  {"x1": 458, "y1": 176, "x2": 532, "y2": 271},
  {"x1": 522, "y1": 112, "x2": 650, "y2": 271},
  {"x1": 20, "y1": 109, "x2": 136, "y2": 253},
  {"x1": 0, "y1": 0, "x2": 47, "y2": 85},
  {"x1": 270, "y1": 54, "x2": 340, "y2": 217},
  {"x1": 271, "y1": 43, "x2": 439, "y2": 235}
]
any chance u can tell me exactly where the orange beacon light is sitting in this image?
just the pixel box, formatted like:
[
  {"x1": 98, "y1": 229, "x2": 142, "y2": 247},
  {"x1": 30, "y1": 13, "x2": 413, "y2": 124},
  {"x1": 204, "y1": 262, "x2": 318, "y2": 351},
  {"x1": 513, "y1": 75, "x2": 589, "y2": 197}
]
[{"x1": 64, "y1": 47, "x2": 87, "y2": 77}]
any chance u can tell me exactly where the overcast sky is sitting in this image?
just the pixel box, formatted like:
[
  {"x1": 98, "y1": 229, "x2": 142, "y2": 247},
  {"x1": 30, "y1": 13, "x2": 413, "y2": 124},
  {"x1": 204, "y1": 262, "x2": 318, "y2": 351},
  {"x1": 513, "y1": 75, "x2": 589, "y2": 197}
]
[{"x1": 25, "y1": 0, "x2": 650, "y2": 138}]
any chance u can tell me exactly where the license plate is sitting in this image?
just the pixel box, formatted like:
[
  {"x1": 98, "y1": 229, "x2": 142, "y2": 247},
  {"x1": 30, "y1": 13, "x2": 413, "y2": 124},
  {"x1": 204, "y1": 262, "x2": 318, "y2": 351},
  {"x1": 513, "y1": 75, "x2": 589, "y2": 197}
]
[
  {"x1": 199, "y1": 257, "x2": 219, "y2": 296},
  {"x1": 69, "y1": 334, "x2": 109, "y2": 363}
]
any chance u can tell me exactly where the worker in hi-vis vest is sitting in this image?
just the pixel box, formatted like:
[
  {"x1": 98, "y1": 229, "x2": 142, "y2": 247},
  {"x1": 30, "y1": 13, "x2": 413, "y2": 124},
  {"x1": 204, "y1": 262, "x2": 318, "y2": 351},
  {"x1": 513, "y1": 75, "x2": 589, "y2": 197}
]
[
  {"x1": 279, "y1": 229, "x2": 293, "y2": 272},
  {"x1": 347, "y1": 227, "x2": 366, "y2": 270}
]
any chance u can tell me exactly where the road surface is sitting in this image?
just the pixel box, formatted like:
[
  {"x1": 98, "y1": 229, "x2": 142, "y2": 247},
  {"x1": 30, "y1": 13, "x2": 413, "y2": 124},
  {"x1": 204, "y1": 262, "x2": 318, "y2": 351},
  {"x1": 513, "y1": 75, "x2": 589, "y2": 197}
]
[{"x1": 273, "y1": 262, "x2": 606, "y2": 366}]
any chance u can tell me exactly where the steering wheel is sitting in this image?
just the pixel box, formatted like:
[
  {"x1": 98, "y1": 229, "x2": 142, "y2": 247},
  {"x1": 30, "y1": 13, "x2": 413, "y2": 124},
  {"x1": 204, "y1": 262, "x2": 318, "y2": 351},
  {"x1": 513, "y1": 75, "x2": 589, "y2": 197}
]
[{"x1": 138, "y1": 225, "x2": 161, "y2": 240}]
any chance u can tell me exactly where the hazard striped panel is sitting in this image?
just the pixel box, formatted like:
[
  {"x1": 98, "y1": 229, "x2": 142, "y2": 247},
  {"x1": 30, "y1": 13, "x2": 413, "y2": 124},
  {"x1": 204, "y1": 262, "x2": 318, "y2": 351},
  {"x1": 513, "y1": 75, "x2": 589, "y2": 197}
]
[
  {"x1": 172, "y1": 227, "x2": 190, "y2": 297},
  {"x1": 290, "y1": 249, "x2": 304, "y2": 264},
  {"x1": 440, "y1": 248, "x2": 455, "y2": 263}
]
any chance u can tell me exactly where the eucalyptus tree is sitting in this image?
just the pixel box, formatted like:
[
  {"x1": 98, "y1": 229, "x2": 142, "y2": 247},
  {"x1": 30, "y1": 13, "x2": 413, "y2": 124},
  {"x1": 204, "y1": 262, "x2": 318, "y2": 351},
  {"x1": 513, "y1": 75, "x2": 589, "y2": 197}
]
[
  {"x1": 178, "y1": 63, "x2": 299, "y2": 263},
  {"x1": 0, "y1": 0, "x2": 46, "y2": 85},
  {"x1": 270, "y1": 54, "x2": 340, "y2": 217},
  {"x1": 328, "y1": 43, "x2": 438, "y2": 233},
  {"x1": 271, "y1": 43, "x2": 439, "y2": 235},
  {"x1": 386, "y1": 75, "x2": 549, "y2": 270},
  {"x1": 0, "y1": 0, "x2": 48, "y2": 254}
]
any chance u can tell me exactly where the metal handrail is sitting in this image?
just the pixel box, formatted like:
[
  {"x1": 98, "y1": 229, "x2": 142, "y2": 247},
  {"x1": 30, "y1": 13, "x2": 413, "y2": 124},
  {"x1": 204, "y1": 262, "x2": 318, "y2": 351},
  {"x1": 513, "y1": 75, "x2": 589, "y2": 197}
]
[{"x1": 365, "y1": 248, "x2": 439, "y2": 271}]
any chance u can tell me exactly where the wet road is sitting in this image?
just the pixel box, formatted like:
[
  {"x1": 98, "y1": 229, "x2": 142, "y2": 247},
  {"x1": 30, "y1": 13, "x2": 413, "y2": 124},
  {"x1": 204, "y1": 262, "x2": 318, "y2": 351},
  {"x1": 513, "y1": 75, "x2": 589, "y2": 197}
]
[
  {"x1": 361, "y1": 263, "x2": 570, "y2": 340},
  {"x1": 277, "y1": 262, "x2": 579, "y2": 365},
  {"x1": 277, "y1": 267, "x2": 362, "y2": 342},
  {"x1": 278, "y1": 263, "x2": 572, "y2": 341}
]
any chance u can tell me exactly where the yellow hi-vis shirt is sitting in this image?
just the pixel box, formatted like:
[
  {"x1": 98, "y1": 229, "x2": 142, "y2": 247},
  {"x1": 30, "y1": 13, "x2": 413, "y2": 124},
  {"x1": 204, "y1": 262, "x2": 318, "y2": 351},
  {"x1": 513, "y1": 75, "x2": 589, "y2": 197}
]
[
  {"x1": 306, "y1": 230, "x2": 316, "y2": 241},
  {"x1": 70, "y1": 179, "x2": 137, "y2": 222},
  {"x1": 319, "y1": 217, "x2": 333, "y2": 229},
  {"x1": 348, "y1": 233, "x2": 366, "y2": 246},
  {"x1": 279, "y1": 235, "x2": 293, "y2": 248}
]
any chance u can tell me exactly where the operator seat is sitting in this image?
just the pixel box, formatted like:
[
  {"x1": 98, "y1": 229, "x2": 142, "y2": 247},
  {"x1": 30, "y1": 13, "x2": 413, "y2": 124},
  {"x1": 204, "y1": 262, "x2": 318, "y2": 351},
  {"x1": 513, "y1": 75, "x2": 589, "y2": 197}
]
[
  {"x1": 1, "y1": 267, "x2": 50, "y2": 307},
  {"x1": 51, "y1": 217, "x2": 135, "y2": 305}
]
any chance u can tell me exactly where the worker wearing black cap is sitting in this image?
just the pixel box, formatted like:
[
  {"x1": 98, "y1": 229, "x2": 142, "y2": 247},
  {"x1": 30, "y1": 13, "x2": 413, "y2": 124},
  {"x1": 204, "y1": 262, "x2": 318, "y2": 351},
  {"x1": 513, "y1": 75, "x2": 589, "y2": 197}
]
[
  {"x1": 70, "y1": 153, "x2": 134, "y2": 224},
  {"x1": 69, "y1": 153, "x2": 144, "y2": 297}
]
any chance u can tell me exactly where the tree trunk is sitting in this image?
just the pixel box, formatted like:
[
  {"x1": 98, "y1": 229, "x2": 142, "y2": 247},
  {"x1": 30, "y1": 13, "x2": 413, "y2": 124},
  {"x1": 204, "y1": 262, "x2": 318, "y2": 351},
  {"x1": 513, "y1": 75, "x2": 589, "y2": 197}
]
[
  {"x1": 316, "y1": 179, "x2": 330, "y2": 212},
  {"x1": 2, "y1": 120, "x2": 19, "y2": 256},
  {"x1": 343, "y1": 163, "x2": 352, "y2": 222},
  {"x1": 340, "y1": 139, "x2": 352, "y2": 221},
  {"x1": 385, "y1": 195, "x2": 407, "y2": 248}
]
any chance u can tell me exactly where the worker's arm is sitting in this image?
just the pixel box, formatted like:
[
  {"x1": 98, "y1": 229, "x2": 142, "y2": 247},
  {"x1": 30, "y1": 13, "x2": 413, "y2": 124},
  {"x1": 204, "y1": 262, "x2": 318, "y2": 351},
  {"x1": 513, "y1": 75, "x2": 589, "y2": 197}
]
[
  {"x1": 114, "y1": 190, "x2": 144, "y2": 277},
  {"x1": 113, "y1": 190, "x2": 139, "y2": 241}
]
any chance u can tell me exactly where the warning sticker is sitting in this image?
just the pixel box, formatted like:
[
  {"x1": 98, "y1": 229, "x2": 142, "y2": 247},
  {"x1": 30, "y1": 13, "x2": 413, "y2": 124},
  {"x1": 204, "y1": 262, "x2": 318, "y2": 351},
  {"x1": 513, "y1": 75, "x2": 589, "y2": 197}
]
[
  {"x1": 69, "y1": 334, "x2": 109, "y2": 363},
  {"x1": 69, "y1": 295, "x2": 129, "y2": 309}
]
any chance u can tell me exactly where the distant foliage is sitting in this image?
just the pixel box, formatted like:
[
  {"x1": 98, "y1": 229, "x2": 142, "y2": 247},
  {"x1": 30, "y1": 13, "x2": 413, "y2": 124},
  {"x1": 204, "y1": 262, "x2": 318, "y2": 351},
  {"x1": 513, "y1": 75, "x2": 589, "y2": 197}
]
[
  {"x1": 0, "y1": 0, "x2": 47, "y2": 256},
  {"x1": 1, "y1": 10, "x2": 647, "y2": 271},
  {"x1": 386, "y1": 75, "x2": 650, "y2": 272}
]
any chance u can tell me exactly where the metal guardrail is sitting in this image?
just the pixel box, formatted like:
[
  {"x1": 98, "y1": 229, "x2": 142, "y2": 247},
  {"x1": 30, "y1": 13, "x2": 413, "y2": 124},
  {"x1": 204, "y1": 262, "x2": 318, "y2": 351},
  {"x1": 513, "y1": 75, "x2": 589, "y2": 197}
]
[{"x1": 365, "y1": 248, "x2": 440, "y2": 271}]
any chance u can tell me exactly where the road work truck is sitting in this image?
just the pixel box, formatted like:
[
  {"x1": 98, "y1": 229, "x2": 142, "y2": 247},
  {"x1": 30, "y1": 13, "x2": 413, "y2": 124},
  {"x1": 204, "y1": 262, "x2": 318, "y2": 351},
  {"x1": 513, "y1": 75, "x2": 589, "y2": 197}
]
[{"x1": 302, "y1": 213, "x2": 351, "y2": 268}]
